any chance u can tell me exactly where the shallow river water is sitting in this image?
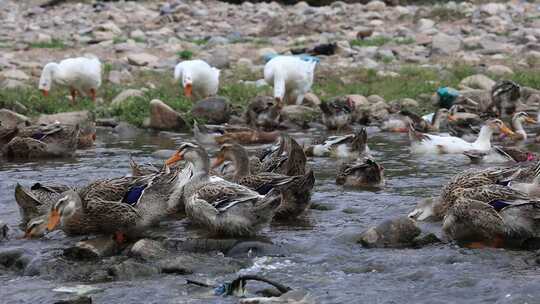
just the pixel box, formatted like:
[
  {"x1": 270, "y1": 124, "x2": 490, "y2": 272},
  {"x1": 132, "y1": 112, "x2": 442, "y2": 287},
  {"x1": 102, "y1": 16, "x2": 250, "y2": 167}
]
[{"x1": 1, "y1": 127, "x2": 540, "y2": 304}]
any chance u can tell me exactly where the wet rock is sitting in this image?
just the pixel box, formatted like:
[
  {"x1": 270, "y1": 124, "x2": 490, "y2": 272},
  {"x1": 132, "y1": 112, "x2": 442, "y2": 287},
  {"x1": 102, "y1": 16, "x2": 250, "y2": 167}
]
[
  {"x1": 227, "y1": 241, "x2": 289, "y2": 258},
  {"x1": 459, "y1": 74, "x2": 495, "y2": 90},
  {"x1": 53, "y1": 285, "x2": 103, "y2": 296},
  {"x1": 302, "y1": 92, "x2": 321, "y2": 107},
  {"x1": 108, "y1": 259, "x2": 159, "y2": 280},
  {"x1": 0, "y1": 247, "x2": 33, "y2": 272},
  {"x1": 358, "y1": 216, "x2": 421, "y2": 248},
  {"x1": 1, "y1": 69, "x2": 30, "y2": 80},
  {"x1": 110, "y1": 89, "x2": 144, "y2": 107},
  {"x1": 157, "y1": 256, "x2": 194, "y2": 275},
  {"x1": 54, "y1": 296, "x2": 93, "y2": 304},
  {"x1": 127, "y1": 53, "x2": 158, "y2": 66},
  {"x1": 169, "y1": 238, "x2": 238, "y2": 253},
  {"x1": 0, "y1": 221, "x2": 8, "y2": 241},
  {"x1": 412, "y1": 233, "x2": 441, "y2": 248},
  {"x1": 280, "y1": 105, "x2": 319, "y2": 128},
  {"x1": 113, "y1": 122, "x2": 140, "y2": 138},
  {"x1": 487, "y1": 65, "x2": 514, "y2": 76},
  {"x1": 191, "y1": 97, "x2": 231, "y2": 124},
  {"x1": 64, "y1": 237, "x2": 118, "y2": 260},
  {"x1": 146, "y1": 99, "x2": 187, "y2": 131},
  {"x1": 130, "y1": 239, "x2": 169, "y2": 261},
  {"x1": 96, "y1": 118, "x2": 118, "y2": 128},
  {"x1": 432, "y1": 33, "x2": 462, "y2": 55},
  {"x1": 0, "y1": 108, "x2": 29, "y2": 128},
  {"x1": 37, "y1": 111, "x2": 94, "y2": 126},
  {"x1": 240, "y1": 290, "x2": 314, "y2": 304}
]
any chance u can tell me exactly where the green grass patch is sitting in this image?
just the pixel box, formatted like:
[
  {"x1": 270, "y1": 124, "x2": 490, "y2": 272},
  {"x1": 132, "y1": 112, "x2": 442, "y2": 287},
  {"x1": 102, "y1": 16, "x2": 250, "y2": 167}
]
[
  {"x1": 28, "y1": 38, "x2": 66, "y2": 49},
  {"x1": 177, "y1": 50, "x2": 194, "y2": 60},
  {"x1": 113, "y1": 37, "x2": 127, "y2": 44},
  {"x1": 350, "y1": 36, "x2": 392, "y2": 47}
]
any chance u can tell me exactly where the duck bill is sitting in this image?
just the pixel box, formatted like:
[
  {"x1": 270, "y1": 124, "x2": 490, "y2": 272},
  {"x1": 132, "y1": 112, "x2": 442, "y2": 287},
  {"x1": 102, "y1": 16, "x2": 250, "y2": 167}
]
[
  {"x1": 525, "y1": 117, "x2": 537, "y2": 124},
  {"x1": 211, "y1": 155, "x2": 225, "y2": 169},
  {"x1": 447, "y1": 115, "x2": 457, "y2": 122},
  {"x1": 23, "y1": 230, "x2": 32, "y2": 239},
  {"x1": 499, "y1": 124, "x2": 515, "y2": 136},
  {"x1": 41, "y1": 89, "x2": 49, "y2": 97},
  {"x1": 47, "y1": 209, "x2": 60, "y2": 231},
  {"x1": 165, "y1": 151, "x2": 183, "y2": 166},
  {"x1": 184, "y1": 83, "x2": 193, "y2": 98}
]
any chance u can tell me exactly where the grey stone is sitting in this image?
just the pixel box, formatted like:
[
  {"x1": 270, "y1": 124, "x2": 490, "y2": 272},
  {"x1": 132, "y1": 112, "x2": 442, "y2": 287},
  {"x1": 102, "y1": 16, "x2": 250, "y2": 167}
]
[
  {"x1": 37, "y1": 111, "x2": 94, "y2": 126},
  {"x1": 63, "y1": 237, "x2": 118, "y2": 260},
  {"x1": 130, "y1": 239, "x2": 169, "y2": 261},
  {"x1": 1, "y1": 69, "x2": 29, "y2": 80},
  {"x1": 0, "y1": 221, "x2": 8, "y2": 241},
  {"x1": 280, "y1": 105, "x2": 319, "y2": 128},
  {"x1": 111, "y1": 89, "x2": 144, "y2": 107},
  {"x1": 0, "y1": 109, "x2": 30, "y2": 128},
  {"x1": 431, "y1": 33, "x2": 462, "y2": 55},
  {"x1": 127, "y1": 53, "x2": 159, "y2": 66},
  {"x1": 108, "y1": 259, "x2": 159, "y2": 280},
  {"x1": 487, "y1": 65, "x2": 514, "y2": 76},
  {"x1": 459, "y1": 74, "x2": 495, "y2": 90},
  {"x1": 191, "y1": 97, "x2": 231, "y2": 124}
]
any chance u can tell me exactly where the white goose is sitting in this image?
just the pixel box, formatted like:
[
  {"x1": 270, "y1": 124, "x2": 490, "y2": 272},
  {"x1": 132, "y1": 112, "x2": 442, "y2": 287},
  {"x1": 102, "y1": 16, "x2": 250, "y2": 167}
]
[
  {"x1": 174, "y1": 59, "x2": 219, "y2": 100},
  {"x1": 409, "y1": 119, "x2": 514, "y2": 154},
  {"x1": 38, "y1": 55, "x2": 102, "y2": 103},
  {"x1": 264, "y1": 56, "x2": 316, "y2": 105}
]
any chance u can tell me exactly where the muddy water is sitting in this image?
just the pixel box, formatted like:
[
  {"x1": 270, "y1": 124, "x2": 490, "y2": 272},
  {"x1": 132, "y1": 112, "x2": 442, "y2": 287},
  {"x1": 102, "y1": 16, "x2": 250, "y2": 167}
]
[{"x1": 1, "y1": 127, "x2": 540, "y2": 304}]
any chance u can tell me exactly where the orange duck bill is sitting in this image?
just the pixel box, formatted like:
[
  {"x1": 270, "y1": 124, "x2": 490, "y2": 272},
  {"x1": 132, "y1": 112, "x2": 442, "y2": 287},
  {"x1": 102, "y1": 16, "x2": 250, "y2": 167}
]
[
  {"x1": 499, "y1": 124, "x2": 515, "y2": 136},
  {"x1": 211, "y1": 155, "x2": 225, "y2": 169},
  {"x1": 184, "y1": 83, "x2": 193, "y2": 98},
  {"x1": 47, "y1": 209, "x2": 61, "y2": 231},
  {"x1": 165, "y1": 151, "x2": 183, "y2": 166}
]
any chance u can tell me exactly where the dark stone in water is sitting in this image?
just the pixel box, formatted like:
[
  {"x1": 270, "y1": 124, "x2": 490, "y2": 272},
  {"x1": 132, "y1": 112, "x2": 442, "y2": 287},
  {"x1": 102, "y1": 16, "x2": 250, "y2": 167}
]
[
  {"x1": 0, "y1": 247, "x2": 34, "y2": 272},
  {"x1": 0, "y1": 221, "x2": 8, "y2": 241},
  {"x1": 108, "y1": 259, "x2": 159, "y2": 281},
  {"x1": 358, "y1": 217, "x2": 421, "y2": 248},
  {"x1": 169, "y1": 238, "x2": 237, "y2": 253},
  {"x1": 54, "y1": 297, "x2": 92, "y2": 304},
  {"x1": 129, "y1": 239, "x2": 170, "y2": 261},
  {"x1": 64, "y1": 237, "x2": 118, "y2": 260},
  {"x1": 227, "y1": 241, "x2": 289, "y2": 258},
  {"x1": 158, "y1": 257, "x2": 194, "y2": 275},
  {"x1": 191, "y1": 96, "x2": 231, "y2": 124},
  {"x1": 310, "y1": 203, "x2": 334, "y2": 211}
]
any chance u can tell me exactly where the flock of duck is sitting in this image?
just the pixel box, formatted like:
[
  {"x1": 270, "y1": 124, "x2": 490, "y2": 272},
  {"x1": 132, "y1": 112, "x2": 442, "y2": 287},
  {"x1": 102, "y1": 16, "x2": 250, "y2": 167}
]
[{"x1": 5, "y1": 52, "x2": 540, "y2": 251}]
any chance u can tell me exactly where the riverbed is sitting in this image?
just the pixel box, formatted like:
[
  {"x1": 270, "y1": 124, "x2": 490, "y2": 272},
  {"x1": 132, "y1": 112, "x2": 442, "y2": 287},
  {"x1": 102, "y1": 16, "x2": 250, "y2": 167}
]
[{"x1": 1, "y1": 127, "x2": 540, "y2": 304}]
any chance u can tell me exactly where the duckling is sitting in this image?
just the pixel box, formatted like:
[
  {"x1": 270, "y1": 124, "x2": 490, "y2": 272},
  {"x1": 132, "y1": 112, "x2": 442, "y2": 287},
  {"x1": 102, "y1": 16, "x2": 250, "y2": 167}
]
[
  {"x1": 336, "y1": 158, "x2": 385, "y2": 188},
  {"x1": 213, "y1": 143, "x2": 315, "y2": 219},
  {"x1": 3, "y1": 123, "x2": 79, "y2": 159},
  {"x1": 245, "y1": 96, "x2": 282, "y2": 131},
  {"x1": 443, "y1": 197, "x2": 540, "y2": 248},
  {"x1": 319, "y1": 97, "x2": 354, "y2": 131},
  {"x1": 304, "y1": 128, "x2": 369, "y2": 159},
  {"x1": 165, "y1": 143, "x2": 282, "y2": 236}
]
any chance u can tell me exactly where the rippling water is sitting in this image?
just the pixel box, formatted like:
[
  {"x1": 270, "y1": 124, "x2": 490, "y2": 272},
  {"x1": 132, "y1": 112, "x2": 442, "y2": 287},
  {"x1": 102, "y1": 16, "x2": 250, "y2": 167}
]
[{"x1": 1, "y1": 127, "x2": 540, "y2": 304}]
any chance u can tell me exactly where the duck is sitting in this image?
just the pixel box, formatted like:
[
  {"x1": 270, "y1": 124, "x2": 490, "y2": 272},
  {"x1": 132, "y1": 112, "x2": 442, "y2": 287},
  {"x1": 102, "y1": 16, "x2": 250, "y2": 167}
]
[
  {"x1": 336, "y1": 158, "x2": 385, "y2": 188},
  {"x1": 39, "y1": 55, "x2": 102, "y2": 103},
  {"x1": 264, "y1": 56, "x2": 316, "y2": 105},
  {"x1": 174, "y1": 59, "x2": 219, "y2": 100},
  {"x1": 244, "y1": 96, "x2": 282, "y2": 131},
  {"x1": 24, "y1": 216, "x2": 48, "y2": 239},
  {"x1": 399, "y1": 108, "x2": 453, "y2": 133},
  {"x1": 14, "y1": 182, "x2": 72, "y2": 227},
  {"x1": 165, "y1": 143, "x2": 282, "y2": 236},
  {"x1": 304, "y1": 128, "x2": 369, "y2": 159},
  {"x1": 2, "y1": 123, "x2": 80, "y2": 159},
  {"x1": 507, "y1": 111, "x2": 536, "y2": 141},
  {"x1": 319, "y1": 97, "x2": 355, "y2": 131},
  {"x1": 408, "y1": 167, "x2": 522, "y2": 221},
  {"x1": 212, "y1": 143, "x2": 315, "y2": 219},
  {"x1": 193, "y1": 122, "x2": 279, "y2": 146},
  {"x1": 463, "y1": 146, "x2": 537, "y2": 164},
  {"x1": 442, "y1": 197, "x2": 540, "y2": 248},
  {"x1": 491, "y1": 80, "x2": 521, "y2": 118},
  {"x1": 258, "y1": 134, "x2": 307, "y2": 176},
  {"x1": 447, "y1": 104, "x2": 483, "y2": 140},
  {"x1": 408, "y1": 118, "x2": 515, "y2": 154},
  {"x1": 46, "y1": 165, "x2": 191, "y2": 242}
]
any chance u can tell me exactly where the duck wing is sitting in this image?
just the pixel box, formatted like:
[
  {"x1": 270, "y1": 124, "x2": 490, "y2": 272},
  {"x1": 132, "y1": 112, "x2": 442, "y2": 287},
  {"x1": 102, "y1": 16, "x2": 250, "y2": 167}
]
[{"x1": 195, "y1": 181, "x2": 261, "y2": 212}]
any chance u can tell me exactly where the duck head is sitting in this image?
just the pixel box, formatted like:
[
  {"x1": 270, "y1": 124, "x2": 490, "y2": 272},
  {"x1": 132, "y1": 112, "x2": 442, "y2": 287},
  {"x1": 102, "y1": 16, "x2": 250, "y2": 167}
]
[
  {"x1": 351, "y1": 128, "x2": 368, "y2": 154},
  {"x1": 183, "y1": 75, "x2": 193, "y2": 98},
  {"x1": 212, "y1": 143, "x2": 250, "y2": 175},
  {"x1": 486, "y1": 118, "x2": 515, "y2": 136},
  {"x1": 47, "y1": 190, "x2": 82, "y2": 232},
  {"x1": 166, "y1": 142, "x2": 209, "y2": 171},
  {"x1": 38, "y1": 62, "x2": 59, "y2": 97},
  {"x1": 513, "y1": 111, "x2": 537, "y2": 125},
  {"x1": 24, "y1": 217, "x2": 47, "y2": 239}
]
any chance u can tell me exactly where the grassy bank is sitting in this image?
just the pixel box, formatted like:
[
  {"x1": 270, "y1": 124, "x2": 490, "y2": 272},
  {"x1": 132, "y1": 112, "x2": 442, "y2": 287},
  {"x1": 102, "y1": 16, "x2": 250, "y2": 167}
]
[{"x1": 2, "y1": 64, "x2": 539, "y2": 127}]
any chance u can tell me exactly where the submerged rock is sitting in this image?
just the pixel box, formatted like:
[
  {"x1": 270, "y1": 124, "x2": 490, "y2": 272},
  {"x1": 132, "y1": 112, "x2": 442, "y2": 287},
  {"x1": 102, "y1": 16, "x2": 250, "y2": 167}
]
[
  {"x1": 239, "y1": 290, "x2": 315, "y2": 304},
  {"x1": 227, "y1": 241, "x2": 289, "y2": 258},
  {"x1": 129, "y1": 239, "x2": 170, "y2": 261},
  {"x1": 358, "y1": 217, "x2": 421, "y2": 248},
  {"x1": 54, "y1": 296, "x2": 93, "y2": 304},
  {"x1": 0, "y1": 220, "x2": 8, "y2": 241},
  {"x1": 108, "y1": 259, "x2": 159, "y2": 280},
  {"x1": 64, "y1": 237, "x2": 118, "y2": 260},
  {"x1": 0, "y1": 247, "x2": 34, "y2": 272},
  {"x1": 191, "y1": 97, "x2": 231, "y2": 124}
]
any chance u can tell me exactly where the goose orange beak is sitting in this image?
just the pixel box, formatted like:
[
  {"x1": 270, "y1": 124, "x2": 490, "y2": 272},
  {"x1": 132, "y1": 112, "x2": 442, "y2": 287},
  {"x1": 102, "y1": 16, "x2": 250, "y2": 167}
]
[
  {"x1": 165, "y1": 151, "x2": 183, "y2": 166},
  {"x1": 499, "y1": 124, "x2": 515, "y2": 136},
  {"x1": 47, "y1": 209, "x2": 60, "y2": 231},
  {"x1": 41, "y1": 89, "x2": 49, "y2": 97},
  {"x1": 525, "y1": 117, "x2": 537, "y2": 124},
  {"x1": 447, "y1": 115, "x2": 457, "y2": 122},
  {"x1": 184, "y1": 83, "x2": 193, "y2": 98},
  {"x1": 211, "y1": 155, "x2": 225, "y2": 169}
]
